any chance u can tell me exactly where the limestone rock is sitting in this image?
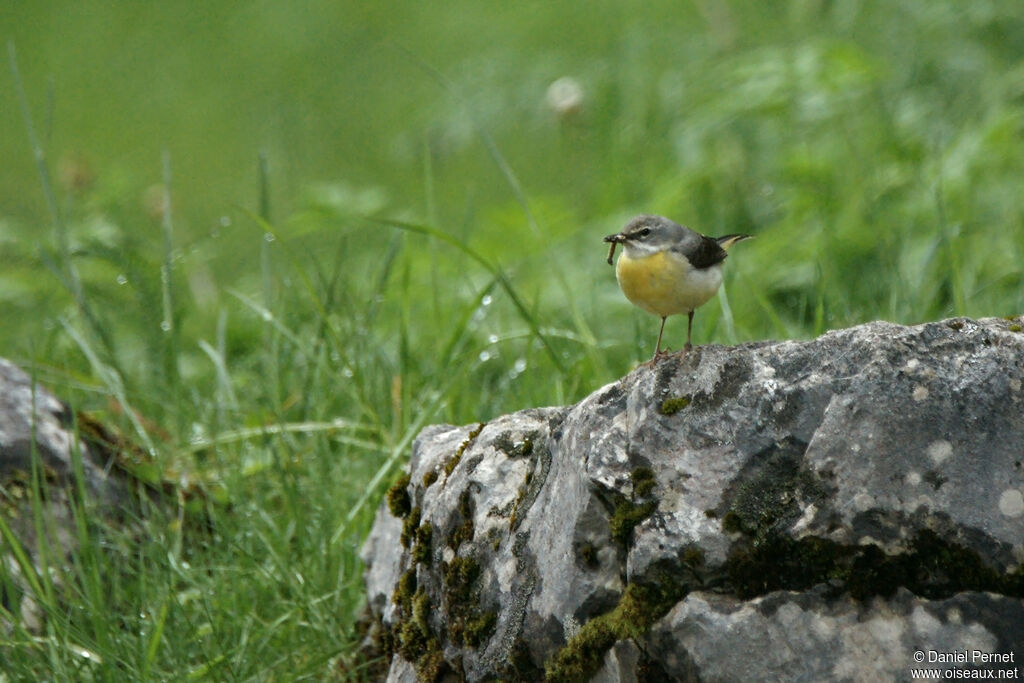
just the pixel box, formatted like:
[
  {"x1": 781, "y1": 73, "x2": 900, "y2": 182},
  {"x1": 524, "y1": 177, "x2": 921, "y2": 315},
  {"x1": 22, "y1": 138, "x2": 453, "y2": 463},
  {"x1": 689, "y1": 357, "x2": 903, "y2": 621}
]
[
  {"x1": 1, "y1": 358, "x2": 139, "y2": 630},
  {"x1": 361, "y1": 317, "x2": 1024, "y2": 681},
  {"x1": 0, "y1": 359, "x2": 131, "y2": 506}
]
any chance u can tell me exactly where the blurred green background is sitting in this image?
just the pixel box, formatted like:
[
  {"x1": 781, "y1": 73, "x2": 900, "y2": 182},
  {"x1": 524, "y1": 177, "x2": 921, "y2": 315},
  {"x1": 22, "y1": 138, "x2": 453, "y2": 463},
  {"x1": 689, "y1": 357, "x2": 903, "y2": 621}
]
[{"x1": 1, "y1": 1, "x2": 1023, "y2": 678}]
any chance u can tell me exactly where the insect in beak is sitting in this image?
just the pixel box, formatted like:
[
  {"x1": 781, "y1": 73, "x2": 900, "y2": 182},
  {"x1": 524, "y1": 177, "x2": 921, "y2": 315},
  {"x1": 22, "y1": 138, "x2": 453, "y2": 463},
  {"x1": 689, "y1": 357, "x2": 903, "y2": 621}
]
[{"x1": 603, "y1": 233, "x2": 624, "y2": 265}]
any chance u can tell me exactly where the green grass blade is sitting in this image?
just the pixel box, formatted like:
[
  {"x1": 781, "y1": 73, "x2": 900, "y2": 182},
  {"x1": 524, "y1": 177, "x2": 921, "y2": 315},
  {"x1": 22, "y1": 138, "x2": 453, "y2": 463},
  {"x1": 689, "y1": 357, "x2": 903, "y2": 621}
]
[{"x1": 366, "y1": 216, "x2": 568, "y2": 374}]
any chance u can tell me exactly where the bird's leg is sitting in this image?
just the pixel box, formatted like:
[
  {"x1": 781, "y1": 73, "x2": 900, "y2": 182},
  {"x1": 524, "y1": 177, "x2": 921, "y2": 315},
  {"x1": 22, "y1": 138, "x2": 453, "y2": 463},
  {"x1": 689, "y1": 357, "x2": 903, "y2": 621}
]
[
  {"x1": 653, "y1": 316, "x2": 668, "y2": 359},
  {"x1": 684, "y1": 310, "x2": 695, "y2": 352}
]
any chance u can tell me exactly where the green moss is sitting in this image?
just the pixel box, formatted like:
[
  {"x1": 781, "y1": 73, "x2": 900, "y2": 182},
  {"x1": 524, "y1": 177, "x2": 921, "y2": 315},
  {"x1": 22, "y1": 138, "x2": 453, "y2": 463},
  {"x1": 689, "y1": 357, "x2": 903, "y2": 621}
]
[
  {"x1": 457, "y1": 489, "x2": 473, "y2": 518},
  {"x1": 450, "y1": 522, "x2": 473, "y2": 548},
  {"x1": 445, "y1": 556, "x2": 480, "y2": 594},
  {"x1": 444, "y1": 422, "x2": 486, "y2": 479},
  {"x1": 610, "y1": 498, "x2": 657, "y2": 546},
  {"x1": 631, "y1": 467, "x2": 656, "y2": 498},
  {"x1": 444, "y1": 556, "x2": 481, "y2": 593},
  {"x1": 413, "y1": 522, "x2": 433, "y2": 564},
  {"x1": 396, "y1": 620, "x2": 428, "y2": 660},
  {"x1": 378, "y1": 623, "x2": 396, "y2": 661},
  {"x1": 391, "y1": 568, "x2": 417, "y2": 616},
  {"x1": 450, "y1": 518, "x2": 474, "y2": 549},
  {"x1": 396, "y1": 595, "x2": 449, "y2": 683},
  {"x1": 415, "y1": 647, "x2": 449, "y2": 682},
  {"x1": 422, "y1": 469, "x2": 439, "y2": 488},
  {"x1": 390, "y1": 572, "x2": 454, "y2": 680},
  {"x1": 447, "y1": 490, "x2": 475, "y2": 549},
  {"x1": 386, "y1": 473, "x2": 412, "y2": 518},
  {"x1": 1009, "y1": 324, "x2": 1023, "y2": 332},
  {"x1": 442, "y1": 554, "x2": 490, "y2": 647},
  {"x1": 578, "y1": 542, "x2": 599, "y2": 568},
  {"x1": 544, "y1": 581, "x2": 684, "y2": 682},
  {"x1": 443, "y1": 452, "x2": 462, "y2": 478},
  {"x1": 609, "y1": 467, "x2": 659, "y2": 546},
  {"x1": 681, "y1": 546, "x2": 705, "y2": 568},
  {"x1": 659, "y1": 395, "x2": 691, "y2": 415},
  {"x1": 412, "y1": 590, "x2": 431, "y2": 632},
  {"x1": 401, "y1": 506, "x2": 421, "y2": 548},
  {"x1": 509, "y1": 468, "x2": 535, "y2": 531},
  {"x1": 464, "y1": 611, "x2": 498, "y2": 647},
  {"x1": 724, "y1": 528, "x2": 1024, "y2": 601}
]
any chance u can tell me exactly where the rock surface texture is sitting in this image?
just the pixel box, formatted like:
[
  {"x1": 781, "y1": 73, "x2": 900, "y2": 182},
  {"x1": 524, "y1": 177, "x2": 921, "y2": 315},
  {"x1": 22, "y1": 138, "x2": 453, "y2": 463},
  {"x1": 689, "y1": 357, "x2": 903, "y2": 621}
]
[
  {"x1": 0, "y1": 359, "x2": 135, "y2": 630},
  {"x1": 0, "y1": 359, "x2": 131, "y2": 505},
  {"x1": 361, "y1": 317, "x2": 1024, "y2": 681}
]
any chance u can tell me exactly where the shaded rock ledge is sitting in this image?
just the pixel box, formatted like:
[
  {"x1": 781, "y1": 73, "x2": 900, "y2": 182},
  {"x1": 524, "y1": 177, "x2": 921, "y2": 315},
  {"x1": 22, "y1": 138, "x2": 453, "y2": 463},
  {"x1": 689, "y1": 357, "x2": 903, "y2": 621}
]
[{"x1": 360, "y1": 317, "x2": 1024, "y2": 681}]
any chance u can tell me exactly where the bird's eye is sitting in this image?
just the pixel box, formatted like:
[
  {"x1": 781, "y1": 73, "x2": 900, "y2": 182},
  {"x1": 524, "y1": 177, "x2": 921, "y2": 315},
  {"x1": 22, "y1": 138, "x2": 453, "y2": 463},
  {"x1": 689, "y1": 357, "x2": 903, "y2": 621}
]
[{"x1": 638, "y1": 228, "x2": 651, "y2": 237}]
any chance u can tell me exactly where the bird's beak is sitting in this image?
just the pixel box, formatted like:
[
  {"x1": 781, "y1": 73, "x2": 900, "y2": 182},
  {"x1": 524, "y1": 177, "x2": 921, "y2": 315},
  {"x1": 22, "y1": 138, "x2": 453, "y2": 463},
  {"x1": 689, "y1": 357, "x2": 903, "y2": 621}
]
[{"x1": 604, "y1": 233, "x2": 625, "y2": 265}]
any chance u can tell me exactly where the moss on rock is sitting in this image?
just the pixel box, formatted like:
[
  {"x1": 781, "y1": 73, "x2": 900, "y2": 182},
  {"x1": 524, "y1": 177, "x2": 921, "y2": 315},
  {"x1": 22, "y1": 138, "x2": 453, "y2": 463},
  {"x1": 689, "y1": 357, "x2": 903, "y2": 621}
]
[
  {"x1": 386, "y1": 473, "x2": 412, "y2": 518},
  {"x1": 447, "y1": 489, "x2": 476, "y2": 549},
  {"x1": 444, "y1": 422, "x2": 486, "y2": 480},
  {"x1": 724, "y1": 526, "x2": 1024, "y2": 601},
  {"x1": 464, "y1": 610, "x2": 498, "y2": 648},
  {"x1": 659, "y1": 395, "x2": 691, "y2": 415},
  {"x1": 609, "y1": 467, "x2": 658, "y2": 546},
  {"x1": 412, "y1": 522, "x2": 433, "y2": 564},
  {"x1": 401, "y1": 506, "x2": 422, "y2": 549},
  {"x1": 544, "y1": 580, "x2": 685, "y2": 682}
]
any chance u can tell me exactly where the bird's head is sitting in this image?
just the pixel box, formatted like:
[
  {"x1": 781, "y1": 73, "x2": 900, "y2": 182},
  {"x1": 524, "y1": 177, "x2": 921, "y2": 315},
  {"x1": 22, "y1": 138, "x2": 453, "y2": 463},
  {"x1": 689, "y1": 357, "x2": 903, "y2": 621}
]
[{"x1": 604, "y1": 215, "x2": 689, "y2": 262}]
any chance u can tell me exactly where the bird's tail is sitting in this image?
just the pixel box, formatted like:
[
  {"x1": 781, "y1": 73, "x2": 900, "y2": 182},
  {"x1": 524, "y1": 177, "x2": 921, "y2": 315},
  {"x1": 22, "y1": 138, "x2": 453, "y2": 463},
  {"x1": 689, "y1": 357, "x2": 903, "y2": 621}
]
[{"x1": 715, "y1": 234, "x2": 753, "y2": 250}]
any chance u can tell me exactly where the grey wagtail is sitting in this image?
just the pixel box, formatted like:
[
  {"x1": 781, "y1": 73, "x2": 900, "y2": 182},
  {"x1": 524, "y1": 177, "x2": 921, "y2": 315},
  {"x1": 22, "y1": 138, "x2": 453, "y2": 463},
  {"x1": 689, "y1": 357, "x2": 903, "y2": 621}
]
[{"x1": 604, "y1": 215, "x2": 752, "y2": 359}]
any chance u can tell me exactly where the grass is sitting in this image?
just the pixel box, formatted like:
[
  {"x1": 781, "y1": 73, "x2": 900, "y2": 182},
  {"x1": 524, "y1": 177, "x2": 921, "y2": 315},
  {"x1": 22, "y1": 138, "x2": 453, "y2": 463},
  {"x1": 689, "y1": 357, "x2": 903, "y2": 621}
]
[{"x1": 1, "y1": 1, "x2": 1023, "y2": 679}]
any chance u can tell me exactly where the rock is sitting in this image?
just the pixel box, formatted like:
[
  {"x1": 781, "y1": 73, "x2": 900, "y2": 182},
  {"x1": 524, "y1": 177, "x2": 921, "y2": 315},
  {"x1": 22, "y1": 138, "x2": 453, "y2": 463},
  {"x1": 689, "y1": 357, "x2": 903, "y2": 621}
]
[
  {"x1": 0, "y1": 358, "x2": 147, "y2": 631},
  {"x1": 592, "y1": 640, "x2": 643, "y2": 683},
  {"x1": 644, "y1": 588, "x2": 1023, "y2": 681},
  {"x1": 361, "y1": 317, "x2": 1024, "y2": 681},
  {"x1": 0, "y1": 359, "x2": 132, "y2": 507}
]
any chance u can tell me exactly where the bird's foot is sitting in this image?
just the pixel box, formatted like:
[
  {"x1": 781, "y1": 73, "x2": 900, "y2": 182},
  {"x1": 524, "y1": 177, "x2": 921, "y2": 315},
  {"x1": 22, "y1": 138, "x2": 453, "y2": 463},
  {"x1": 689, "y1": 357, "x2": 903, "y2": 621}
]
[
  {"x1": 638, "y1": 347, "x2": 671, "y2": 367},
  {"x1": 669, "y1": 343, "x2": 694, "y2": 359}
]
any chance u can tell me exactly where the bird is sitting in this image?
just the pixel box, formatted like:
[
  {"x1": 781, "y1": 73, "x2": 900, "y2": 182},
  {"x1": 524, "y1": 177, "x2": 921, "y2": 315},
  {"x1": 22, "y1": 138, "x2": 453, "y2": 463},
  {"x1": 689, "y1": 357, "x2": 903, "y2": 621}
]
[{"x1": 604, "y1": 215, "x2": 751, "y2": 360}]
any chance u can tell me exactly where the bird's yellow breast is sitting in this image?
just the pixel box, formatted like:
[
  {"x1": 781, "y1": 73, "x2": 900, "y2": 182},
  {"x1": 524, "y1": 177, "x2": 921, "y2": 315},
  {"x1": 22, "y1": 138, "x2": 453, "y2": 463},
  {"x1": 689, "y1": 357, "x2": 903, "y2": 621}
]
[{"x1": 615, "y1": 250, "x2": 723, "y2": 317}]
